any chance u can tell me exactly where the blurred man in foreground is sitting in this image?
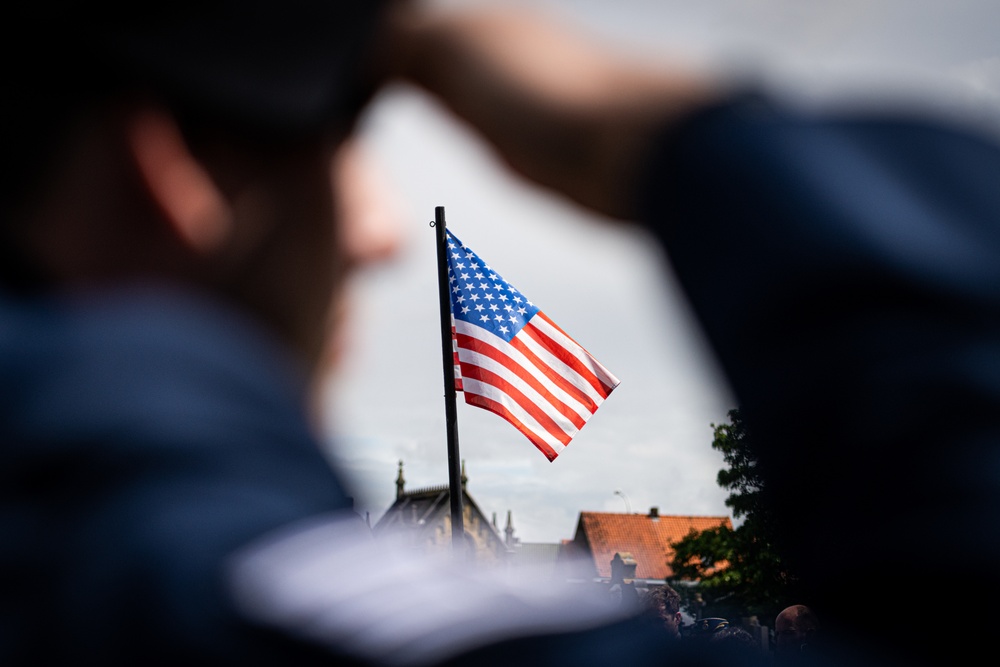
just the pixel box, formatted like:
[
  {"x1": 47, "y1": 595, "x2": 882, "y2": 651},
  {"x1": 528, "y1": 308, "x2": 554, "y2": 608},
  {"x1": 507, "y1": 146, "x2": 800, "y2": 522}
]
[{"x1": 2, "y1": 3, "x2": 400, "y2": 663}]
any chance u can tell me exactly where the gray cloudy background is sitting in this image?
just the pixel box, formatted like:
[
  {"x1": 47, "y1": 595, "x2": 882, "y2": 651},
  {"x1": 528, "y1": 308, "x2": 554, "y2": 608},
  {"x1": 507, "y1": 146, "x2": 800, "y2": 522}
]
[{"x1": 320, "y1": 0, "x2": 1000, "y2": 543}]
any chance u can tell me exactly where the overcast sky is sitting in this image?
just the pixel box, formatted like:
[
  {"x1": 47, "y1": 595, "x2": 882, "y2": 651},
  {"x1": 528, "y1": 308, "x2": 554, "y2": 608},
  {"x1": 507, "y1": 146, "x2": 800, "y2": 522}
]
[{"x1": 319, "y1": 0, "x2": 1000, "y2": 544}]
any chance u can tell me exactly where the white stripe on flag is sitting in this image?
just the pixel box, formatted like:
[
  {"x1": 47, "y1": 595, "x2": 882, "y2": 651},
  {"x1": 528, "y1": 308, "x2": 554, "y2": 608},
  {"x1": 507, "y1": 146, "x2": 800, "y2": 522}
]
[
  {"x1": 529, "y1": 313, "x2": 619, "y2": 394},
  {"x1": 455, "y1": 321, "x2": 593, "y2": 425},
  {"x1": 518, "y1": 322, "x2": 609, "y2": 407},
  {"x1": 460, "y1": 377, "x2": 568, "y2": 459},
  {"x1": 450, "y1": 315, "x2": 463, "y2": 391},
  {"x1": 453, "y1": 317, "x2": 616, "y2": 460},
  {"x1": 456, "y1": 345, "x2": 583, "y2": 444}
]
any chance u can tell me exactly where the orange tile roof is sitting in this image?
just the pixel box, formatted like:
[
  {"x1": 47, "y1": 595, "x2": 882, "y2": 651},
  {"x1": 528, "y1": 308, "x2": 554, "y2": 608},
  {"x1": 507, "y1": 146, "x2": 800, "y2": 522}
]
[{"x1": 572, "y1": 511, "x2": 732, "y2": 581}]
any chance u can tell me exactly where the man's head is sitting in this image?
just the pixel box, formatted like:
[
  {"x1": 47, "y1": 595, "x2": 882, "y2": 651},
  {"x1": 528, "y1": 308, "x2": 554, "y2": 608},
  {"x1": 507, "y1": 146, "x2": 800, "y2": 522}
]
[
  {"x1": 4, "y1": 2, "x2": 395, "y2": 374},
  {"x1": 646, "y1": 584, "x2": 683, "y2": 638},
  {"x1": 775, "y1": 604, "x2": 819, "y2": 655}
]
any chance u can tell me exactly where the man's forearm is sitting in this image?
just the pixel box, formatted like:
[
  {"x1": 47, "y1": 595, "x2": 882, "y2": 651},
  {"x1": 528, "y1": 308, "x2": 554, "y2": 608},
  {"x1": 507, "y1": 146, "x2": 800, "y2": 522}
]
[{"x1": 386, "y1": 5, "x2": 717, "y2": 219}]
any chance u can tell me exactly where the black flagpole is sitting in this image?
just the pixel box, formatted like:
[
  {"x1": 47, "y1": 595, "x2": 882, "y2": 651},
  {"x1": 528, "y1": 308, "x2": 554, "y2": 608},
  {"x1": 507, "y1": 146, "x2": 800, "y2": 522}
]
[{"x1": 432, "y1": 206, "x2": 465, "y2": 554}]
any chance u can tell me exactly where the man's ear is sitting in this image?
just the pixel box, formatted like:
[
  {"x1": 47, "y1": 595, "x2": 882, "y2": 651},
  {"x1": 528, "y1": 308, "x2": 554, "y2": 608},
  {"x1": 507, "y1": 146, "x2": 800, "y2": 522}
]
[{"x1": 125, "y1": 105, "x2": 233, "y2": 254}]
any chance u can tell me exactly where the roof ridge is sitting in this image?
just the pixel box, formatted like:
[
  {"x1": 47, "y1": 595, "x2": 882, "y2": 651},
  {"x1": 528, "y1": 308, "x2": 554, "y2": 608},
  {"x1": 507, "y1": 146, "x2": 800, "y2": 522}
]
[
  {"x1": 402, "y1": 484, "x2": 450, "y2": 495},
  {"x1": 581, "y1": 511, "x2": 730, "y2": 518}
]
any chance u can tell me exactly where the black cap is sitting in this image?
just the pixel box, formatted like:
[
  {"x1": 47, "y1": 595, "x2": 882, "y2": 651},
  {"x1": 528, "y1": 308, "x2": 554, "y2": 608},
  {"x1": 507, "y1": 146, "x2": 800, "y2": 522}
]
[
  {"x1": 690, "y1": 617, "x2": 730, "y2": 635},
  {"x1": 14, "y1": 1, "x2": 391, "y2": 136}
]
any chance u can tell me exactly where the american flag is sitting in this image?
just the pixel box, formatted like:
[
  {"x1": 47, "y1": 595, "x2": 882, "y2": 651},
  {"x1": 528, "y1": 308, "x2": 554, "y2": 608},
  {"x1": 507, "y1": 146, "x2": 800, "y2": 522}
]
[{"x1": 445, "y1": 229, "x2": 620, "y2": 461}]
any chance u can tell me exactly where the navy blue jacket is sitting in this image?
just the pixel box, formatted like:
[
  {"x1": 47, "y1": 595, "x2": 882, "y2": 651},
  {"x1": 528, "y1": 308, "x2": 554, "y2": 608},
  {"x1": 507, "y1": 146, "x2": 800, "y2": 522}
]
[
  {"x1": 640, "y1": 95, "x2": 1000, "y2": 666},
  {"x1": 0, "y1": 286, "x2": 359, "y2": 665}
]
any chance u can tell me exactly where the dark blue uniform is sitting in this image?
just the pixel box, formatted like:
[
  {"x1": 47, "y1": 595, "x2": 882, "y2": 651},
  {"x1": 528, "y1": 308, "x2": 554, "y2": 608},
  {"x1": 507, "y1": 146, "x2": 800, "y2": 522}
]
[
  {"x1": 641, "y1": 95, "x2": 1000, "y2": 666},
  {"x1": 0, "y1": 286, "x2": 358, "y2": 664}
]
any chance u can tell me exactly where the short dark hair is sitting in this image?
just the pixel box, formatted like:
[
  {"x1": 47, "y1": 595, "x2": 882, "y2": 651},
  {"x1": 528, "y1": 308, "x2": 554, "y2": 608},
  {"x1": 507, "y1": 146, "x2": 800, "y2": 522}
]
[{"x1": 646, "y1": 584, "x2": 681, "y2": 616}]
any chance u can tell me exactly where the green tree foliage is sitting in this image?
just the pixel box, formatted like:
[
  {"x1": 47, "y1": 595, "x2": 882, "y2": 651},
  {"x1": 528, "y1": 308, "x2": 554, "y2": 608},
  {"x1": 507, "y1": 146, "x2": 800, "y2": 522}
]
[{"x1": 668, "y1": 408, "x2": 796, "y2": 624}]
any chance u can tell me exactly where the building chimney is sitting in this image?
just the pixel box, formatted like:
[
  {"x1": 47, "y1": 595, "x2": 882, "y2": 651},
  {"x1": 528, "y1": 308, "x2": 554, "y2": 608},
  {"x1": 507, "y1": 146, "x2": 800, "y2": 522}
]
[
  {"x1": 505, "y1": 510, "x2": 515, "y2": 548},
  {"x1": 396, "y1": 460, "x2": 405, "y2": 499},
  {"x1": 648, "y1": 507, "x2": 659, "y2": 519},
  {"x1": 610, "y1": 552, "x2": 638, "y2": 584}
]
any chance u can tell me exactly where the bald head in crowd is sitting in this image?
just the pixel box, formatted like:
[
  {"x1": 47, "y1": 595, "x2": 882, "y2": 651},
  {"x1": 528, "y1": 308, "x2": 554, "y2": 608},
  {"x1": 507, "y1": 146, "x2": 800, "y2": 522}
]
[{"x1": 775, "y1": 605, "x2": 819, "y2": 658}]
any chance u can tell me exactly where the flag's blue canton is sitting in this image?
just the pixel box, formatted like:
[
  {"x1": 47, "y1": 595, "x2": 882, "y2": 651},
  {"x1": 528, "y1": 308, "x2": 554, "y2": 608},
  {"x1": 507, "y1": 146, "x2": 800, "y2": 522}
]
[{"x1": 446, "y1": 230, "x2": 539, "y2": 343}]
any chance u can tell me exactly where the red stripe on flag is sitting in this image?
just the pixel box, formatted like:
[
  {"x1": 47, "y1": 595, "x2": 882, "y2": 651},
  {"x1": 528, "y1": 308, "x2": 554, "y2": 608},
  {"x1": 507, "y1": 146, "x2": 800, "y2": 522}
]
[
  {"x1": 534, "y1": 312, "x2": 618, "y2": 394},
  {"x1": 451, "y1": 322, "x2": 463, "y2": 391},
  {"x1": 455, "y1": 332, "x2": 587, "y2": 430},
  {"x1": 537, "y1": 312, "x2": 619, "y2": 393},
  {"x1": 526, "y1": 313, "x2": 613, "y2": 398},
  {"x1": 459, "y1": 364, "x2": 573, "y2": 447},
  {"x1": 462, "y1": 393, "x2": 560, "y2": 462},
  {"x1": 507, "y1": 335, "x2": 599, "y2": 414}
]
